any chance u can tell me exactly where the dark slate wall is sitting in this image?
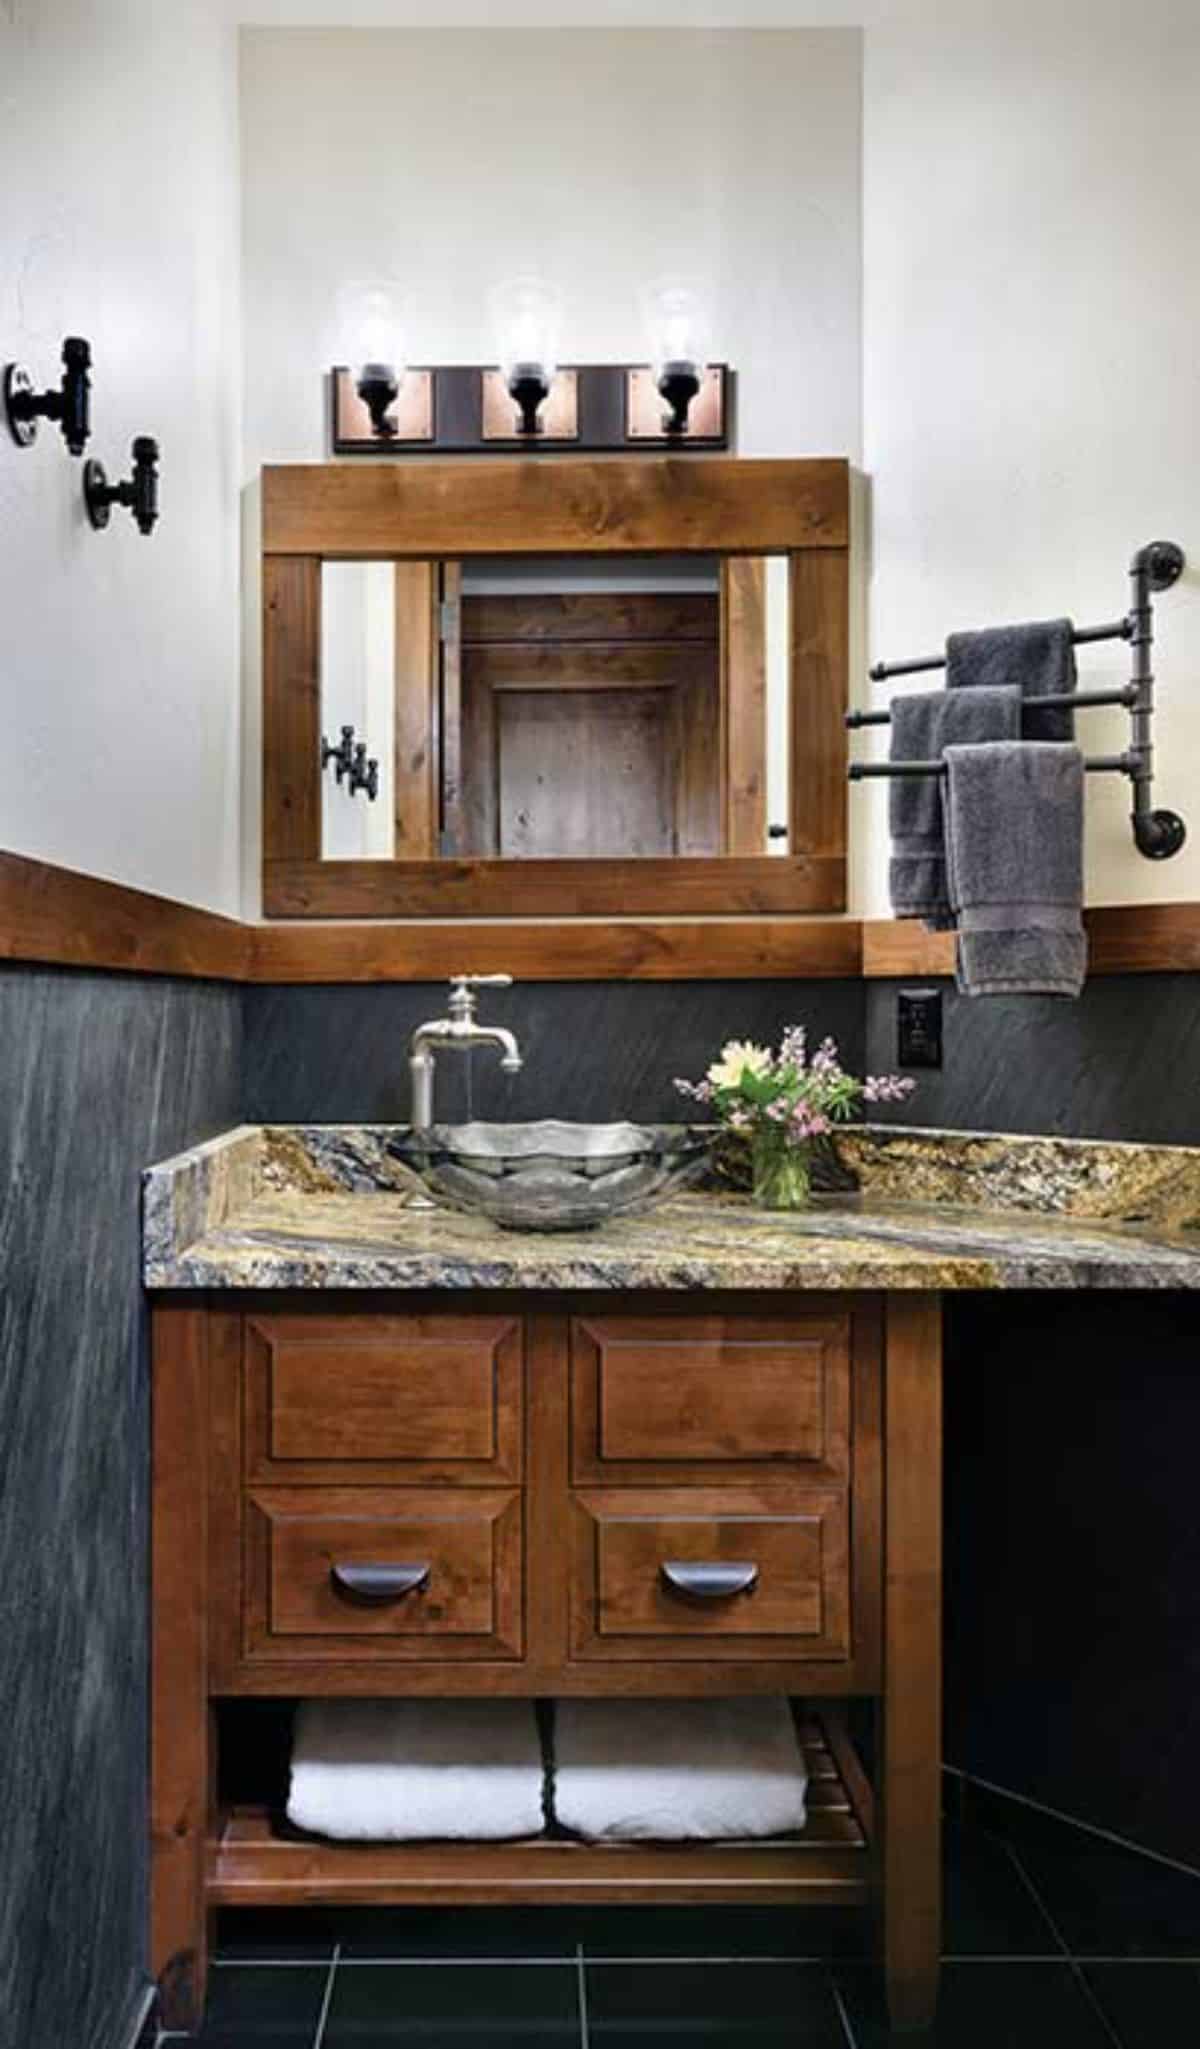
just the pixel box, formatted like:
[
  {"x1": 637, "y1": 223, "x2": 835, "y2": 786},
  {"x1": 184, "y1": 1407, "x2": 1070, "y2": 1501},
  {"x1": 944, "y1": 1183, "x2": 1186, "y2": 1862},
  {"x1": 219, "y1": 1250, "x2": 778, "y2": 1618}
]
[
  {"x1": 943, "y1": 1292, "x2": 1200, "y2": 1866},
  {"x1": 0, "y1": 967, "x2": 241, "y2": 2049},
  {"x1": 865, "y1": 974, "x2": 1200, "y2": 1144},
  {"x1": 241, "y1": 980, "x2": 866, "y2": 1127}
]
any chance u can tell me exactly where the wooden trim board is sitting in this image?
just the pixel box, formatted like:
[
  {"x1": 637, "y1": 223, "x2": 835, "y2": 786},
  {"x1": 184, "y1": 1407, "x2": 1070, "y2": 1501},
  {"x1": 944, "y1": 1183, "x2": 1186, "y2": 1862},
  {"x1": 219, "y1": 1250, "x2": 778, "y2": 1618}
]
[
  {"x1": 262, "y1": 458, "x2": 850, "y2": 560},
  {"x1": 861, "y1": 900, "x2": 1200, "y2": 978},
  {"x1": 3, "y1": 851, "x2": 1200, "y2": 984},
  {"x1": 0, "y1": 851, "x2": 252, "y2": 981},
  {"x1": 262, "y1": 855, "x2": 846, "y2": 921}
]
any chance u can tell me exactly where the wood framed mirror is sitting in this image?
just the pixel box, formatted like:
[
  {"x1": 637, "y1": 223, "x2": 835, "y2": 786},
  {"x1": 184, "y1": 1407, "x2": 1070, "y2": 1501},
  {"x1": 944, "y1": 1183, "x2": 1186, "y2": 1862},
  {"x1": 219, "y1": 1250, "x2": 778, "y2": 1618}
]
[{"x1": 262, "y1": 457, "x2": 848, "y2": 919}]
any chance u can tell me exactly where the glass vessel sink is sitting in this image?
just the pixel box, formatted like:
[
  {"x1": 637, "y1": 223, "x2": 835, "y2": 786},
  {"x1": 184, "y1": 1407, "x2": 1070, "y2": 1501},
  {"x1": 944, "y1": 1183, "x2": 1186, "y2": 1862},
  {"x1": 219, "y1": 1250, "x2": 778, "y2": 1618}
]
[{"x1": 390, "y1": 1120, "x2": 709, "y2": 1232}]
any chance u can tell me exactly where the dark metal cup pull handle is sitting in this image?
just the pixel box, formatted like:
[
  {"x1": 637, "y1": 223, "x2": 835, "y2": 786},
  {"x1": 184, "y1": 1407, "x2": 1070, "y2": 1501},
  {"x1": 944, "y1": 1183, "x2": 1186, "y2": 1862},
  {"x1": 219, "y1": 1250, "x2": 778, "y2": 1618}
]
[
  {"x1": 660, "y1": 1560, "x2": 759, "y2": 1601},
  {"x1": 331, "y1": 1562, "x2": 431, "y2": 1604}
]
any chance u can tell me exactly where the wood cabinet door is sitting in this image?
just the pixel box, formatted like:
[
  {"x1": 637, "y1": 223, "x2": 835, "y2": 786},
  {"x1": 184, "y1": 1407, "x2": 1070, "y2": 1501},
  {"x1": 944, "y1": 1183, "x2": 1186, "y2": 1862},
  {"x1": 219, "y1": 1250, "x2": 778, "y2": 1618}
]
[
  {"x1": 244, "y1": 1312, "x2": 523, "y2": 1486},
  {"x1": 571, "y1": 1311, "x2": 851, "y2": 1487}
]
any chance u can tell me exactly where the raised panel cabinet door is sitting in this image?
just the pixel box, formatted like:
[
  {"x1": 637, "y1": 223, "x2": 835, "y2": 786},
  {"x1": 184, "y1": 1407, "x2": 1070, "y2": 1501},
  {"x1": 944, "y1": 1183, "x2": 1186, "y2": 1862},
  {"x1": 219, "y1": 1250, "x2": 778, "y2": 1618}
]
[
  {"x1": 571, "y1": 1313, "x2": 851, "y2": 1485},
  {"x1": 570, "y1": 1487, "x2": 850, "y2": 1662},
  {"x1": 244, "y1": 1487, "x2": 523, "y2": 1663},
  {"x1": 244, "y1": 1312, "x2": 522, "y2": 1484}
]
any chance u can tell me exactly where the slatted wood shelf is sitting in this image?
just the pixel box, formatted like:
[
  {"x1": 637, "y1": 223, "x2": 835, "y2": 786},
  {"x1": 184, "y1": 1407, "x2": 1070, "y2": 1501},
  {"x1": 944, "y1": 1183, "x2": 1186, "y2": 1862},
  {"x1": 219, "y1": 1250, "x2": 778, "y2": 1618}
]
[{"x1": 208, "y1": 1713, "x2": 871, "y2": 1910}]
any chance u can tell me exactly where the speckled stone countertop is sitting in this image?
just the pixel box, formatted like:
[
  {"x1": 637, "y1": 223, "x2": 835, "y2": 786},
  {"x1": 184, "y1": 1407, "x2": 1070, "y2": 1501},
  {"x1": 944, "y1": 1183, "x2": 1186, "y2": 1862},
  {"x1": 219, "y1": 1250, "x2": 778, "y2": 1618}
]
[{"x1": 141, "y1": 1124, "x2": 1200, "y2": 1292}]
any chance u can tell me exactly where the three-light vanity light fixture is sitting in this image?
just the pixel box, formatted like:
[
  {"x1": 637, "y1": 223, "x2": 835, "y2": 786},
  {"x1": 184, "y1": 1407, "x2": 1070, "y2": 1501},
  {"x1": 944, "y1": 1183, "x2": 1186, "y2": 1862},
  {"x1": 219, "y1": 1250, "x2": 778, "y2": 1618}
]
[
  {"x1": 3, "y1": 335, "x2": 160, "y2": 535},
  {"x1": 332, "y1": 275, "x2": 730, "y2": 455}
]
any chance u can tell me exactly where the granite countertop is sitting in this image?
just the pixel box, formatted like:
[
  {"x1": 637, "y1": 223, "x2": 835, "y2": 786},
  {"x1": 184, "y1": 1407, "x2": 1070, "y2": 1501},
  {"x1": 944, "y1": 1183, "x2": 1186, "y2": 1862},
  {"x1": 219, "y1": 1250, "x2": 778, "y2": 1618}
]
[{"x1": 142, "y1": 1123, "x2": 1200, "y2": 1292}]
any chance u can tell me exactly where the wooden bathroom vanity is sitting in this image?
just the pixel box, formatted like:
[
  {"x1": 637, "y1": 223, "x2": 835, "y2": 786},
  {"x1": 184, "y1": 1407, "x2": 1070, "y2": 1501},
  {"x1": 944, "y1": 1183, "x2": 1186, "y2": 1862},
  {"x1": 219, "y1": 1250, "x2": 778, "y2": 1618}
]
[{"x1": 145, "y1": 1121, "x2": 1200, "y2": 2035}]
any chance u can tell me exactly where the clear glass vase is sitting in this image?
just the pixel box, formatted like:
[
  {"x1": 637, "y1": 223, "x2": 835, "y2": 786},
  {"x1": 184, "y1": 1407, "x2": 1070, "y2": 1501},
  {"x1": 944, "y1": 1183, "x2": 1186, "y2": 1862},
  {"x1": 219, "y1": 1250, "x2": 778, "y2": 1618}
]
[{"x1": 750, "y1": 1133, "x2": 812, "y2": 1211}]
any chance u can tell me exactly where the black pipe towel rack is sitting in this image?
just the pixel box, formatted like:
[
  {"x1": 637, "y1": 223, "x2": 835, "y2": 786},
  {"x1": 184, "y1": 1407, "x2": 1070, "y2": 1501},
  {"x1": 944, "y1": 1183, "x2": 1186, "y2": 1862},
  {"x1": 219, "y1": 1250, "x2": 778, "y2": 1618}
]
[{"x1": 846, "y1": 540, "x2": 1187, "y2": 859}]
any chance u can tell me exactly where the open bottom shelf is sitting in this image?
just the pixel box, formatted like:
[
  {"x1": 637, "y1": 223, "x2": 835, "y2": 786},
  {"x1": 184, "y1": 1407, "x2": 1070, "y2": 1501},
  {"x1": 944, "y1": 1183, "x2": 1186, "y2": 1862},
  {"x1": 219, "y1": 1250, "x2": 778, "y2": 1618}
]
[{"x1": 209, "y1": 1712, "x2": 873, "y2": 1910}]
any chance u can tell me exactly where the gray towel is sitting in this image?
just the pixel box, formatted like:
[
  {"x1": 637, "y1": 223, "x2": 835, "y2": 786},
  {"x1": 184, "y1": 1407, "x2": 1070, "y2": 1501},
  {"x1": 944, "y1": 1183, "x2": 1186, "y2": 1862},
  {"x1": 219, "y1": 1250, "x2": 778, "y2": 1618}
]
[
  {"x1": 944, "y1": 741, "x2": 1086, "y2": 998},
  {"x1": 888, "y1": 686, "x2": 1021, "y2": 929},
  {"x1": 946, "y1": 618, "x2": 1076, "y2": 741}
]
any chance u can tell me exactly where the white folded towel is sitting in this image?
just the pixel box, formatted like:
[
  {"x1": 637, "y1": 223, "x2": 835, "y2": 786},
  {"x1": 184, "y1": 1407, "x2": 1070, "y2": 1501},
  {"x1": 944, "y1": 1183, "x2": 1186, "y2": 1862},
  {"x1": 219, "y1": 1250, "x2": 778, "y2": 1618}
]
[
  {"x1": 552, "y1": 1697, "x2": 807, "y2": 1841},
  {"x1": 287, "y1": 1699, "x2": 545, "y2": 1841}
]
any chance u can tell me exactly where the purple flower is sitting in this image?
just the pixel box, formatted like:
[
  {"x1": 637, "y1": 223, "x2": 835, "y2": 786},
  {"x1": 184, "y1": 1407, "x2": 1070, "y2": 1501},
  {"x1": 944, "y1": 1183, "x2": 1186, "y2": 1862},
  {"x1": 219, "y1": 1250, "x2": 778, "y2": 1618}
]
[
  {"x1": 779, "y1": 1025, "x2": 808, "y2": 1071},
  {"x1": 810, "y1": 1035, "x2": 842, "y2": 1077},
  {"x1": 674, "y1": 1076, "x2": 715, "y2": 1103}
]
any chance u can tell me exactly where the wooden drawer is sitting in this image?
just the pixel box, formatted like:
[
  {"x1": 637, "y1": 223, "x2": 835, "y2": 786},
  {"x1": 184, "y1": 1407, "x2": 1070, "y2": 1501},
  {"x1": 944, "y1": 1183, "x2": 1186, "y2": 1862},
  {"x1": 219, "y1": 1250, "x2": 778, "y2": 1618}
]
[
  {"x1": 571, "y1": 1313, "x2": 850, "y2": 1485},
  {"x1": 244, "y1": 1313, "x2": 521, "y2": 1484},
  {"x1": 243, "y1": 1488, "x2": 523, "y2": 1662},
  {"x1": 570, "y1": 1488, "x2": 850, "y2": 1662}
]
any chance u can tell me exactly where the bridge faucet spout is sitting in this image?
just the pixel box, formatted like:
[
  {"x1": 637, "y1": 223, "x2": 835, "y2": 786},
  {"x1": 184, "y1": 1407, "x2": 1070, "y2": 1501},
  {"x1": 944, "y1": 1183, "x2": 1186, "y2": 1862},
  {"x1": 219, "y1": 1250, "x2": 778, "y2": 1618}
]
[{"x1": 408, "y1": 975, "x2": 523, "y2": 1133}]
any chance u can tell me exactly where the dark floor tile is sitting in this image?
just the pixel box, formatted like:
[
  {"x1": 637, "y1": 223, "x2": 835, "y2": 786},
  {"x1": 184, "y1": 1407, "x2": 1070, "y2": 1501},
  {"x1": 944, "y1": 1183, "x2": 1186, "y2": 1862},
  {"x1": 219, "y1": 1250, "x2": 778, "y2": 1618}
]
[
  {"x1": 580, "y1": 1904, "x2": 870, "y2": 1960},
  {"x1": 835, "y1": 1962, "x2": 1115, "y2": 2048},
  {"x1": 586, "y1": 1960, "x2": 846, "y2": 2045},
  {"x1": 216, "y1": 1906, "x2": 341, "y2": 1961},
  {"x1": 943, "y1": 1822, "x2": 1061, "y2": 1957},
  {"x1": 332, "y1": 1904, "x2": 586, "y2": 1959},
  {"x1": 1083, "y1": 1962, "x2": 1200, "y2": 2049},
  {"x1": 323, "y1": 1961, "x2": 579, "y2": 2045},
  {"x1": 1005, "y1": 1827, "x2": 1200, "y2": 1958},
  {"x1": 196, "y1": 1963, "x2": 328, "y2": 2044}
]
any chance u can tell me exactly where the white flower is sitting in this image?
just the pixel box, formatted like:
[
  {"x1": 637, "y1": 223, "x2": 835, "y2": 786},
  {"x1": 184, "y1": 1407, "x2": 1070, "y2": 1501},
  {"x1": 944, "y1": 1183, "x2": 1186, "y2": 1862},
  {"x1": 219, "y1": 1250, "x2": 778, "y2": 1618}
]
[{"x1": 707, "y1": 1039, "x2": 773, "y2": 1090}]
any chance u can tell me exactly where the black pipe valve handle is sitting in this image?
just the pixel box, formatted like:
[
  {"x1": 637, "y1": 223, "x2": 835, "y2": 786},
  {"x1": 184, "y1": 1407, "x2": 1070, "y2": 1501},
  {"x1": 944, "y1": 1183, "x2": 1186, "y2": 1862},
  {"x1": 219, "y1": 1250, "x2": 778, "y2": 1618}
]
[
  {"x1": 84, "y1": 436, "x2": 159, "y2": 535},
  {"x1": 4, "y1": 336, "x2": 92, "y2": 455},
  {"x1": 349, "y1": 742, "x2": 380, "y2": 801},
  {"x1": 321, "y1": 724, "x2": 357, "y2": 782}
]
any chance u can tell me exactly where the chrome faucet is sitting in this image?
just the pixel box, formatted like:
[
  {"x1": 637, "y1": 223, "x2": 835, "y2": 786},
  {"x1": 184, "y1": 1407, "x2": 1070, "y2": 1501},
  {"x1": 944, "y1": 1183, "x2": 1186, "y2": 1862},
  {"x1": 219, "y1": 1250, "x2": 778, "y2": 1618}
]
[{"x1": 408, "y1": 974, "x2": 523, "y2": 1133}]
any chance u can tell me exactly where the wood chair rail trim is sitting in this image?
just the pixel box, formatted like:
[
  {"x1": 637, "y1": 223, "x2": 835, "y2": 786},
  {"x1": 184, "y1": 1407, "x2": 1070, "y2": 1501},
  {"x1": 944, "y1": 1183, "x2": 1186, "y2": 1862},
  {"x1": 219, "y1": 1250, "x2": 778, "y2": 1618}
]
[{"x1": 2, "y1": 851, "x2": 1197, "y2": 983}]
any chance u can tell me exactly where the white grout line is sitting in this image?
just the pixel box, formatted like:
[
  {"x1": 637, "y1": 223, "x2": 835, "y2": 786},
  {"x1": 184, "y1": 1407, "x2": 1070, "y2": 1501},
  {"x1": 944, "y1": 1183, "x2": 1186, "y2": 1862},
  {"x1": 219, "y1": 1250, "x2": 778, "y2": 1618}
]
[
  {"x1": 213, "y1": 1955, "x2": 335, "y2": 1967},
  {"x1": 576, "y1": 1942, "x2": 591, "y2": 2049},
  {"x1": 1003, "y1": 1847, "x2": 1125, "y2": 2049},
  {"x1": 311, "y1": 1941, "x2": 340, "y2": 2049},
  {"x1": 952, "y1": 1767, "x2": 1200, "y2": 1883},
  {"x1": 334, "y1": 1953, "x2": 580, "y2": 1967},
  {"x1": 828, "y1": 1972, "x2": 860, "y2": 2049}
]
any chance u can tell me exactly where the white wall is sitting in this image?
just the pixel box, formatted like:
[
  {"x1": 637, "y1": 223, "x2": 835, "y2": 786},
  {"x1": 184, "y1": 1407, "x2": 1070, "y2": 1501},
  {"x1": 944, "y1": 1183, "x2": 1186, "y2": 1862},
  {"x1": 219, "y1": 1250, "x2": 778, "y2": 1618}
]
[
  {"x1": 859, "y1": 1, "x2": 1200, "y2": 913},
  {"x1": 0, "y1": 0, "x2": 242, "y2": 915}
]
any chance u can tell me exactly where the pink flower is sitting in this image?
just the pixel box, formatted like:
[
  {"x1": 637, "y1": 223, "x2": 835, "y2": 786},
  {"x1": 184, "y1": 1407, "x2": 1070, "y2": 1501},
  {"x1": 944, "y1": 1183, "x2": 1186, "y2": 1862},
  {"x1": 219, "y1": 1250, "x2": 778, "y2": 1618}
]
[{"x1": 862, "y1": 1074, "x2": 917, "y2": 1103}]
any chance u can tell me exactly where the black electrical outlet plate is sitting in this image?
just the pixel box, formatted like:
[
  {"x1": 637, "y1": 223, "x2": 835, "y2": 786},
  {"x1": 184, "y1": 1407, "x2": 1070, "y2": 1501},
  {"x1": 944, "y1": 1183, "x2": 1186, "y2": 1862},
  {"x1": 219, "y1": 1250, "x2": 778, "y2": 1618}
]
[{"x1": 897, "y1": 987, "x2": 943, "y2": 1069}]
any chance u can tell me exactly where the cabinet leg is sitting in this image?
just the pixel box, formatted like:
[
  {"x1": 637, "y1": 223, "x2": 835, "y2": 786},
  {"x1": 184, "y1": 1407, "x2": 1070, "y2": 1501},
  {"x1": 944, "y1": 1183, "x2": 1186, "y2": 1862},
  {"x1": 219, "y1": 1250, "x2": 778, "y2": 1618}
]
[
  {"x1": 151, "y1": 1306, "x2": 212, "y2": 2033},
  {"x1": 882, "y1": 1293, "x2": 943, "y2": 2032}
]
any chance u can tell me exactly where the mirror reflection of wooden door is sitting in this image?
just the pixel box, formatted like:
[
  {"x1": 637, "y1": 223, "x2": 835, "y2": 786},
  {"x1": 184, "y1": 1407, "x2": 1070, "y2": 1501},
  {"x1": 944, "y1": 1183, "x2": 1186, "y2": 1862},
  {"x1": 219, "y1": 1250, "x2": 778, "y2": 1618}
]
[{"x1": 434, "y1": 564, "x2": 766, "y2": 860}]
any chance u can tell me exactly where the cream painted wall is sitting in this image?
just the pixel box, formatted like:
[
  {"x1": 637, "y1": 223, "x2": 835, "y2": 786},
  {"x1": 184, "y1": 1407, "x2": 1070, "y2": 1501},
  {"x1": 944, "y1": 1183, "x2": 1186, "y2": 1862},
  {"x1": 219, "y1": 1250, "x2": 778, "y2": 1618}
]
[
  {"x1": 858, "y1": 2, "x2": 1200, "y2": 913},
  {"x1": 237, "y1": 25, "x2": 863, "y2": 903},
  {"x1": 0, "y1": 0, "x2": 242, "y2": 914}
]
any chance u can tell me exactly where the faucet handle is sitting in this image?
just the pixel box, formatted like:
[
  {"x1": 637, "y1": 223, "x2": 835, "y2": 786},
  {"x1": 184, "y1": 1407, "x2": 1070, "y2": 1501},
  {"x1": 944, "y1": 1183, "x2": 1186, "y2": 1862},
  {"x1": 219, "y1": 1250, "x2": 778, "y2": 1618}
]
[{"x1": 447, "y1": 972, "x2": 513, "y2": 1022}]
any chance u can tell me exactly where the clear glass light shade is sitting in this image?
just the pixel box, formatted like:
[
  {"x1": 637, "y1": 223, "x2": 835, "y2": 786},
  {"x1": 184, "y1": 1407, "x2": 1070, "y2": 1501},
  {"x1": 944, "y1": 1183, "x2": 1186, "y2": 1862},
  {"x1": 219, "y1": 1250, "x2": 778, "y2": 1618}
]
[
  {"x1": 641, "y1": 278, "x2": 712, "y2": 381},
  {"x1": 489, "y1": 275, "x2": 563, "y2": 386},
  {"x1": 335, "y1": 279, "x2": 407, "y2": 387}
]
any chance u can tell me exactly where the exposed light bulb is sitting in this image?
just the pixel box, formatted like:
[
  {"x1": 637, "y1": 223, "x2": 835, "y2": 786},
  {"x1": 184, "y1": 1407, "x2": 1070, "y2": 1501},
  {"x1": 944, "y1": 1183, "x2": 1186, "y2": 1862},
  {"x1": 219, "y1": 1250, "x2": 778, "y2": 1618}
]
[
  {"x1": 489, "y1": 275, "x2": 563, "y2": 435},
  {"x1": 641, "y1": 277, "x2": 712, "y2": 435},
  {"x1": 335, "y1": 280, "x2": 407, "y2": 438}
]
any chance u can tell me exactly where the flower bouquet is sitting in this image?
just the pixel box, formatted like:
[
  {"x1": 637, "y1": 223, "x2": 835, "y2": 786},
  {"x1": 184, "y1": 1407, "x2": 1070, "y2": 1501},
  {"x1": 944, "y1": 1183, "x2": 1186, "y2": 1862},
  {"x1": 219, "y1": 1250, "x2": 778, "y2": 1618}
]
[{"x1": 676, "y1": 1028, "x2": 915, "y2": 1211}]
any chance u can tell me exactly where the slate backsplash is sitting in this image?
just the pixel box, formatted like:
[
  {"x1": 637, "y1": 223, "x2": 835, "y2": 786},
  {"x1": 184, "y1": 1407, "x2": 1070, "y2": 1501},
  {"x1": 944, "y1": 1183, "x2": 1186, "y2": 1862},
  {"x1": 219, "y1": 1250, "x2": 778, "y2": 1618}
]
[
  {"x1": 0, "y1": 968, "x2": 241, "y2": 2049},
  {"x1": 241, "y1": 979, "x2": 866, "y2": 1127},
  {"x1": 866, "y1": 973, "x2": 1200, "y2": 1144}
]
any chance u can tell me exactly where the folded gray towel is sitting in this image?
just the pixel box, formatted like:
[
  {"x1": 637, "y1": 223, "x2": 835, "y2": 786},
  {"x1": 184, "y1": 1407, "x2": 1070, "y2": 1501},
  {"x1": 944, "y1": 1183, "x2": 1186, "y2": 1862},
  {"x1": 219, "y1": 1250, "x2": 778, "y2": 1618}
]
[
  {"x1": 888, "y1": 686, "x2": 1022, "y2": 929},
  {"x1": 946, "y1": 618, "x2": 1076, "y2": 741},
  {"x1": 944, "y1": 741, "x2": 1086, "y2": 998}
]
